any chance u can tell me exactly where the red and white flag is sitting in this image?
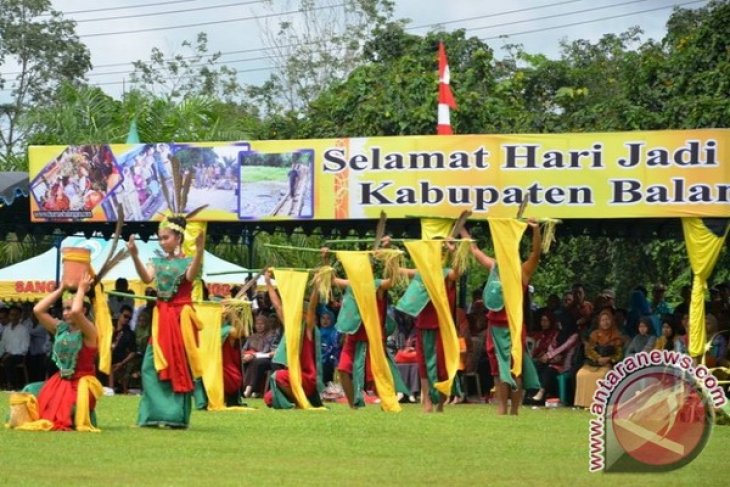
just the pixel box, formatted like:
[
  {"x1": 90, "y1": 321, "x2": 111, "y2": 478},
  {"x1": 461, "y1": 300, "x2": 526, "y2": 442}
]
[{"x1": 437, "y1": 41, "x2": 457, "y2": 135}]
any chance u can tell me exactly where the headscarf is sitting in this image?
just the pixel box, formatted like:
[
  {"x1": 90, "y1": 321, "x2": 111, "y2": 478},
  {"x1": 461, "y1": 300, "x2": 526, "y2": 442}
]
[{"x1": 592, "y1": 308, "x2": 622, "y2": 347}]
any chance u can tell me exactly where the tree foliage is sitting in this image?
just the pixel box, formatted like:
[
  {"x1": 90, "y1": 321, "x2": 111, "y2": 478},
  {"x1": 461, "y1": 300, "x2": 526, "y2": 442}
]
[{"x1": 0, "y1": 0, "x2": 90, "y2": 169}]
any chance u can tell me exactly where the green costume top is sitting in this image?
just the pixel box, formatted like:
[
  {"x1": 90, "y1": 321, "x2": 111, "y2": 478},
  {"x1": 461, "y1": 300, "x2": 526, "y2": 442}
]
[
  {"x1": 152, "y1": 256, "x2": 192, "y2": 301},
  {"x1": 335, "y1": 279, "x2": 382, "y2": 335},
  {"x1": 52, "y1": 322, "x2": 84, "y2": 379},
  {"x1": 395, "y1": 269, "x2": 450, "y2": 318}
]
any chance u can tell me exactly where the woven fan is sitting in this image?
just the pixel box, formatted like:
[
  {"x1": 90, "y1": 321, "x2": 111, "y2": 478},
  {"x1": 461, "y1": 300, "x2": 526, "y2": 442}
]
[{"x1": 94, "y1": 204, "x2": 130, "y2": 285}]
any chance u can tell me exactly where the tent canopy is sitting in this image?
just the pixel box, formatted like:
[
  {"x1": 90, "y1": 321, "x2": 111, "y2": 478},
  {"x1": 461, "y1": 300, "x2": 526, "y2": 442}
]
[
  {"x1": 0, "y1": 172, "x2": 29, "y2": 207},
  {"x1": 0, "y1": 235, "x2": 261, "y2": 302}
]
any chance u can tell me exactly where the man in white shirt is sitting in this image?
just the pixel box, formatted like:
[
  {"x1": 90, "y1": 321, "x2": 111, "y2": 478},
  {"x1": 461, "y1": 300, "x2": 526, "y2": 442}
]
[
  {"x1": 1, "y1": 306, "x2": 30, "y2": 390},
  {"x1": 0, "y1": 307, "x2": 9, "y2": 356},
  {"x1": 27, "y1": 310, "x2": 50, "y2": 382}
]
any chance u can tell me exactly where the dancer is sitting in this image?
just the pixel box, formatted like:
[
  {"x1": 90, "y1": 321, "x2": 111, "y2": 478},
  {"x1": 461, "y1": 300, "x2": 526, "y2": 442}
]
[
  {"x1": 462, "y1": 220, "x2": 542, "y2": 415},
  {"x1": 333, "y1": 270, "x2": 406, "y2": 410},
  {"x1": 128, "y1": 214, "x2": 205, "y2": 427},
  {"x1": 263, "y1": 270, "x2": 324, "y2": 409},
  {"x1": 396, "y1": 237, "x2": 465, "y2": 413},
  {"x1": 10, "y1": 274, "x2": 102, "y2": 431}
]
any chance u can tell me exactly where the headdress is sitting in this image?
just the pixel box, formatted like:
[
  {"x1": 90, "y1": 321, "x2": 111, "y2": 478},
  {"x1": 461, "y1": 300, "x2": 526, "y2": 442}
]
[{"x1": 158, "y1": 155, "x2": 208, "y2": 232}]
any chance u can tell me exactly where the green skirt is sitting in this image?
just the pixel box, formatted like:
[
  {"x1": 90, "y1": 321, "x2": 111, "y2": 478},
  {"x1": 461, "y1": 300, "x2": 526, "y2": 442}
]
[{"x1": 137, "y1": 347, "x2": 192, "y2": 428}]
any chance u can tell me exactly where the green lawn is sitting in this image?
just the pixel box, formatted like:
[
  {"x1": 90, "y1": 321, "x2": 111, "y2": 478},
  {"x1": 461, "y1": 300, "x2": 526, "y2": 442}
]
[
  {"x1": 241, "y1": 166, "x2": 290, "y2": 183},
  {"x1": 2, "y1": 393, "x2": 727, "y2": 486}
]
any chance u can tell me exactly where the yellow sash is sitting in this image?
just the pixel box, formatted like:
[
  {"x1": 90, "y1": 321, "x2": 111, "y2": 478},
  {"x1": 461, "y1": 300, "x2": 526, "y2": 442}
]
[
  {"x1": 403, "y1": 240, "x2": 459, "y2": 396},
  {"x1": 275, "y1": 269, "x2": 323, "y2": 410},
  {"x1": 74, "y1": 376, "x2": 103, "y2": 432},
  {"x1": 336, "y1": 251, "x2": 401, "y2": 412},
  {"x1": 93, "y1": 283, "x2": 114, "y2": 375},
  {"x1": 488, "y1": 219, "x2": 527, "y2": 377}
]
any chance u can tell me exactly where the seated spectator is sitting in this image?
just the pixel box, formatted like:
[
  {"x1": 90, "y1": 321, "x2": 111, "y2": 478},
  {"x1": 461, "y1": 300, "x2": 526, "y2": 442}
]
[
  {"x1": 704, "y1": 314, "x2": 727, "y2": 367},
  {"x1": 1, "y1": 305, "x2": 30, "y2": 390},
  {"x1": 393, "y1": 311, "x2": 419, "y2": 402},
  {"x1": 625, "y1": 317, "x2": 656, "y2": 356},
  {"x1": 242, "y1": 314, "x2": 273, "y2": 398},
  {"x1": 530, "y1": 315, "x2": 579, "y2": 404},
  {"x1": 27, "y1": 312, "x2": 50, "y2": 383},
  {"x1": 574, "y1": 308, "x2": 624, "y2": 408},
  {"x1": 654, "y1": 315, "x2": 684, "y2": 353},
  {"x1": 109, "y1": 305, "x2": 136, "y2": 393},
  {"x1": 317, "y1": 305, "x2": 339, "y2": 384},
  {"x1": 626, "y1": 287, "x2": 652, "y2": 338}
]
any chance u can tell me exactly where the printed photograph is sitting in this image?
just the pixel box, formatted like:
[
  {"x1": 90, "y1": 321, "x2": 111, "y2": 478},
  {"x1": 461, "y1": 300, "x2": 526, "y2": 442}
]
[
  {"x1": 238, "y1": 150, "x2": 314, "y2": 219},
  {"x1": 30, "y1": 144, "x2": 121, "y2": 219}
]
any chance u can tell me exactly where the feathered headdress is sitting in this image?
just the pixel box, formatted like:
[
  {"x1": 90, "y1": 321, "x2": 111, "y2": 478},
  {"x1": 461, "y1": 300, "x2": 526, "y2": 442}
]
[{"x1": 158, "y1": 155, "x2": 208, "y2": 230}]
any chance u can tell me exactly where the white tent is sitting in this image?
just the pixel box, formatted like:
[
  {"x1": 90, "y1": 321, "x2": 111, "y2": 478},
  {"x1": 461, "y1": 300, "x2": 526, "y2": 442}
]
[{"x1": 0, "y1": 235, "x2": 261, "y2": 301}]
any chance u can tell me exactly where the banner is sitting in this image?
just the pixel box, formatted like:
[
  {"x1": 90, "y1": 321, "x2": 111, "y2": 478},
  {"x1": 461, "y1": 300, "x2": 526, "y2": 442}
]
[{"x1": 28, "y1": 129, "x2": 729, "y2": 222}]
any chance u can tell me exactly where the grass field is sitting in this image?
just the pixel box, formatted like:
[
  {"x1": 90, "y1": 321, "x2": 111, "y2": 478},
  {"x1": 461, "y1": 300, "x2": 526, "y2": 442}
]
[
  {"x1": 2, "y1": 393, "x2": 727, "y2": 486},
  {"x1": 241, "y1": 166, "x2": 290, "y2": 183}
]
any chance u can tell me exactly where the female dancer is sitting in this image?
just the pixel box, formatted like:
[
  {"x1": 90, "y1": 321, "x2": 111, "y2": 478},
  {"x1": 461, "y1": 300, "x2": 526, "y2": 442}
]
[
  {"x1": 128, "y1": 215, "x2": 205, "y2": 428},
  {"x1": 396, "y1": 238, "x2": 464, "y2": 413},
  {"x1": 263, "y1": 270, "x2": 323, "y2": 409},
  {"x1": 463, "y1": 220, "x2": 542, "y2": 415},
  {"x1": 19, "y1": 273, "x2": 102, "y2": 431}
]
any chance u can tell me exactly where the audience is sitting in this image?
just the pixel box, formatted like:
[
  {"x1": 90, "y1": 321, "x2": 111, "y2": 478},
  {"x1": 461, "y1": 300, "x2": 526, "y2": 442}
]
[
  {"x1": 574, "y1": 308, "x2": 624, "y2": 408},
  {"x1": 625, "y1": 317, "x2": 656, "y2": 356}
]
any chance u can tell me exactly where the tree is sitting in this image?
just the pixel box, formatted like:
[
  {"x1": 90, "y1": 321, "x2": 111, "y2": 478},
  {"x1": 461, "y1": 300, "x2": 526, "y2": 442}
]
[
  {"x1": 251, "y1": 0, "x2": 396, "y2": 114},
  {"x1": 297, "y1": 27, "x2": 499, "y2": 138},
  {"x1": 0, "y1": 0, "x2": 91, "y2": 169},
  {"x1": 22, "y1": 82, "x2": 125, "y2": 146},
  {"x1": 129, "y1": 33, "x2": 243, "y2": 103}
]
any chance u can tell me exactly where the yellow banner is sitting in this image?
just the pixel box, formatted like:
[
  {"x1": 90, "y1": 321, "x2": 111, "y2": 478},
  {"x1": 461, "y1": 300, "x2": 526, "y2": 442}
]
[{"x1": 28, "y1": 129, "x2": 729, "y2": 222}]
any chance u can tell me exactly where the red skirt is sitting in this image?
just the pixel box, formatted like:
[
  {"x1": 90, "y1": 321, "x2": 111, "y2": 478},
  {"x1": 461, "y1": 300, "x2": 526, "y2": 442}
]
[
  {"x1": 222, "y1": 339, "x2": 242, "y2": 396},
  {"x1": 37, "y1": 345, "x2": 98, "y2": 431},
  {"x1": 264, "y1": 333, "x2": 318, "y2": 405},
  {"x1": 155, "y1": 280, "x2": 197, "y2": 393}
]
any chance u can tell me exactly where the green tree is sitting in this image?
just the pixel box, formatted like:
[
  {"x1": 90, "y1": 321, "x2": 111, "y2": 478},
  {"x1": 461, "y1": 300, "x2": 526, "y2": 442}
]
[
  {"x1": 252, "y1": 0, "x2": 396, "y2": 114},
  {"x1": 129, "y1": 33, "x2": 243, "y2": 103},
  {"x1": 0, "y1": 0, "x2": 91, "y2": 169}
]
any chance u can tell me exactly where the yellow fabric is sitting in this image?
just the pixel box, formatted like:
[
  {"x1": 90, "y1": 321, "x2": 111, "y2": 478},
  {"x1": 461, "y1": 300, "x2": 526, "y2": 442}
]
[
  {"x1": 74, "y1": 375, "x2": 103, "y2": 432},
  {"x1": 181, "y1": 305, "x2": 205, "y2": 378},
  {"x1": 151, "y1": 307, "x2": 168, "y2": 371},
  {"x1": 488, "y1": 219, "x2": 528, "y2": 377},
  {"x1": 681, "y1": 218, "x2": 729, "y2": 357},
  {"x1": 93, "y1": 283, "x2": 114, "y2": 375},
  {"x1": 336, "y1": 251, "x2": 401, "y2": 413},
  {"x1": 274, "y1": 268, "x2": 318, "y2": 409},
  {"x1": 420, "y1": 218, "x2": 453, "y2": 240},
  {"x1": 5, "y1": 392, "x2": 50, "y2": 430},
  {"x1": 151, "y1": 303, "x2": 204, "y2": 377},
  {"x1": 196, "y1": 303, "x2": 226, "y2": 411},
  {"x1": 183, "y1": 221, "x2": 207, "y2": 302},
  {"x1": 403, "y1": 240, "x2": 459, "y2": 396}
]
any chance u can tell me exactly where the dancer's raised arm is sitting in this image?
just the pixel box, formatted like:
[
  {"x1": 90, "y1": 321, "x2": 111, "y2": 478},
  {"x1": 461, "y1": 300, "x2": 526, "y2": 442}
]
[
  {"x1": 33, "y1": 283, "x2": 66, "y2": 334},
  {"x1": 128, "y1": 235, "x2": 154, "y2": 284}
]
